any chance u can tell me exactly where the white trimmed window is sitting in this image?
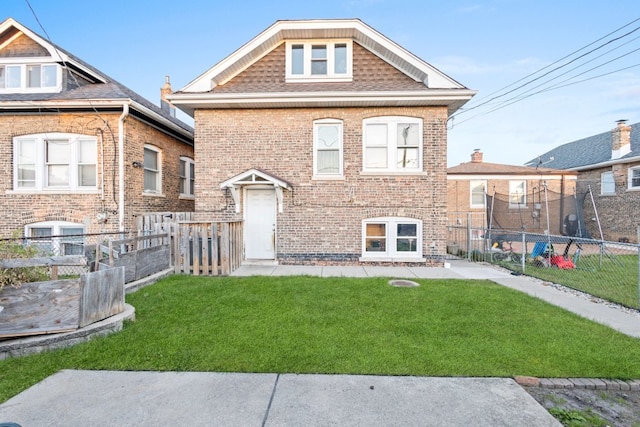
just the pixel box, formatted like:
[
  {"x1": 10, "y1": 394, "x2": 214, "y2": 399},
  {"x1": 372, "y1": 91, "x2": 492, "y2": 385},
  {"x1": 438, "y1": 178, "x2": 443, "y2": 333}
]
[
  {"x1": 0, "y1": 61, "x2": 61, "y2": 93},
  {"x1": 179, "y1": 156, "x2": 195, "y2": 197},
  {"x1": 143, "y1": 145, "x2": 162, "y2": 194},
  {"x1": 25, "y1": 221, "x2": 85, "y2": 256},
  {"x1": 470, "y1": 180, "x2": 487, "y2": 208},
  {"x1": 286, "y1": 40, "x2": 352, "y2": 82},
  {"x1": 601, "y1": 171, "x2": 615, "y2": 195},
  {"x1": 362, "y1": 217, "x2": 423, "y2": 260},
  {"x1": 313, "y1": 119, "x2": 343, "y2": 177},
  {"x1": 363, "y1": 117, "x2": 423, "y2": 172},
  {"x1": 509, "y1": 180, "x2": 526, "y2": 207},
  {"x1": 13, "y1": 133, "x2": 97, "y2": 191},
  {"x1": 628, "y1": 167, "x2": 640, "y2": 190}
]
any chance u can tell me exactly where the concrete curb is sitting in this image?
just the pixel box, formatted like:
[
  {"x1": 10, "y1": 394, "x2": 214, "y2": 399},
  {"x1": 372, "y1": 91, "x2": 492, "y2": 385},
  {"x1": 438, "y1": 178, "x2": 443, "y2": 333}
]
[{"x1": 514, "y1": 376, "x2": 640, "y2": 391}]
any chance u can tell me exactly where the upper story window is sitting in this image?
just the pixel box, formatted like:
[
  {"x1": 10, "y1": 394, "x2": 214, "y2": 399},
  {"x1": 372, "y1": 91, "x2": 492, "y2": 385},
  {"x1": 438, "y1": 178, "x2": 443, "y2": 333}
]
[
  {"x1": 144, "y1": 145, "x2": 162, "y2": 194},
  {"x1": 509, "y1": 180, "x2": 526, "y2": 207},
  {"x1": 13, "y1": 133, "x2": 97, "y2": 192},
  {"x1": 0, "y1": 61, "x2": 61, "y2": 93},
  {"x1": 601, "y1": 171, "x2": 615, "y2": 195},
  {"x1": 470, "y1": 180, "x2": 487, "y2": 208},
  {"x1": 363, "y1": 116, "x2": 423, "y2": 173},
  {"x1": 286, "y1": 40, "x2": 352, "y2": 82},
  {"x1": 313, "y1": 119, "x2": 343, "y2": 178},
  {"x1": 179, "y1": 156, "x2": 195, "y2": 197},
  {"x1": 628, "y1": 167, "x2": 640, "y2": 190}
]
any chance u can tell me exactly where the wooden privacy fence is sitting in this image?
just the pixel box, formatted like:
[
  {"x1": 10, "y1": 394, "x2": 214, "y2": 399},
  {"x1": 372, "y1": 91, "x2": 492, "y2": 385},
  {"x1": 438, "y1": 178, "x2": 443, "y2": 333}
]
[{"x1": 173, "y1": 221, "x2": 243, "y2": 276}]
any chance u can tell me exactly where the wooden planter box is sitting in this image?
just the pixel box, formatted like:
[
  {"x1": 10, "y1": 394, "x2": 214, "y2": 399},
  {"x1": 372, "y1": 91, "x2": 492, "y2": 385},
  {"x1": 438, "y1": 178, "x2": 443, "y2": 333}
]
[{"x1": 0, "y1": 265, "x2": 124, "y2": 339}]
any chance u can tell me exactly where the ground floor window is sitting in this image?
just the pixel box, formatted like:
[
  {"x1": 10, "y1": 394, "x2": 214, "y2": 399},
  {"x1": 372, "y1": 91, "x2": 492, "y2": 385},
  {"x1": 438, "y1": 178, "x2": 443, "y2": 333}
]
[
  {"x1": 362, "y1": 217, "x2": 422, "y2": 259},
  {"x1": 25, "y1": 221, "x2": 85, "y2": 256}
]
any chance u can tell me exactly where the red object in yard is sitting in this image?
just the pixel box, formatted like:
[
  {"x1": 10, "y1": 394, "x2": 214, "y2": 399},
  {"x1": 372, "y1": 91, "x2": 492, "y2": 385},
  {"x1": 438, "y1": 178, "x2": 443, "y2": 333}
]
[{"x1": 550, "y1": 255, "x2": 575, "y2": 269}]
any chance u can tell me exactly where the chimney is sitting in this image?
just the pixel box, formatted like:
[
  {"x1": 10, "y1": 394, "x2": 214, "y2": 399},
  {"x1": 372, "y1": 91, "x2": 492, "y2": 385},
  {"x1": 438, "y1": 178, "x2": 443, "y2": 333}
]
[
  {"x1": 611, "y1": 119, "x2": 631, "y2": 159},
  {"x1": 160, "y1": 75, "x2": 176, "y2": 118},
  {"x1": 470, "y1": 149, "x2": 483, "y2": 163}
]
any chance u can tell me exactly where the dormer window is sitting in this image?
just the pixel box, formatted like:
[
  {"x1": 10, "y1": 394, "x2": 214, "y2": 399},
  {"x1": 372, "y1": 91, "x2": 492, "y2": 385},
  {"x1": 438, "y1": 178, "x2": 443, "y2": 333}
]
[
  {"x1": 0, "y1": 62, "x2": 61, "y2": 93},
  {"x1": 286, "y1": 40, "x2": 352, "y2": 82}
]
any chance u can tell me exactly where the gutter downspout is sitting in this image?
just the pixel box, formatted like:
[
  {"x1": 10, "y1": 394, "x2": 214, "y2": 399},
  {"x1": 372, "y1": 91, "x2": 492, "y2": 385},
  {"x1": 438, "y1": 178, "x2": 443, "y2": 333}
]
[{"x1": 118, "y1": 103, "x2": 130, "y2": 232}]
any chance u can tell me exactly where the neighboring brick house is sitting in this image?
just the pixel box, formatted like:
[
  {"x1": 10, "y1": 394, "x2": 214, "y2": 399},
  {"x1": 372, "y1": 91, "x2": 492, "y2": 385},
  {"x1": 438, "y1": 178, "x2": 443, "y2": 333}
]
[
  {"x1": 448, "y1": 150, "x2": 577, "y2": 236},
  {"x1": 526, "y1": 120, "x2": 640, "y2": 242},
  {"x1": 0, "y1": 18, "x2": 194, "y2": 249},
  {"x1": 169, "y1": 19, "x2": 475, "y2": 265}
]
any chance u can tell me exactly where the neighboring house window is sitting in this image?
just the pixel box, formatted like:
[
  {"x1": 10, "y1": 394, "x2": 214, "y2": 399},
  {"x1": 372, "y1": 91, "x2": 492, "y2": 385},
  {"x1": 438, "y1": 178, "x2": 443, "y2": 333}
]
[
  {"x1": 470, "y1": 180, "x2": 487, "y2": 208},
  {"x1": 601, "y1": 171, "x2": 615, "y2": 195},
  {"x1": 25, "y1": 221, "x2": 85, "y2": 256},
  {"x1": 629, "y1": 167, "x2": 640, "y2": 190},
  {"x1": 144, "y1": 145, "x2": 162, "y2": 194},
  {"x1": 179, "y1": 157, "x2": 195, "y2": 197},
  {"x1": 13, "y1": 133, "x2": 97, "y2": 191},
  {"x1": 363, "y1": 116, "x2": 423, "y2": 172},
  {"x1": 0, "y1": 62, "x2": 60, "y2": 92},
  {"x1": 509, "y1": 180, "x2": 526, "y2": 207},
  {"x1": 362, "y1": 217, "x2": 422, "y2": 259},
  {"x1": 313, "y1": 119, "x2": 343, "y2": 177},
  {"x1": 285, "y1": 40, "x2": 352, "y2": 82}
]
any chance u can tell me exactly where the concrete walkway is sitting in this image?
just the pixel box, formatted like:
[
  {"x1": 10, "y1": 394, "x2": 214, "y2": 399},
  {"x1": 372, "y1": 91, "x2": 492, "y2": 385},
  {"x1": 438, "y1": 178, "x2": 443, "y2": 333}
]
[{"x1": 232, "y1": 259, "x2": 640, "y2": 339}]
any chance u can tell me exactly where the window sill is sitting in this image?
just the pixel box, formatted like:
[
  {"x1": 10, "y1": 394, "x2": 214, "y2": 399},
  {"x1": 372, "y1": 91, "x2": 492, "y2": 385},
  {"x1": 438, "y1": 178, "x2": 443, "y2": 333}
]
[
  {"x1": 312, "y1": 175, "x2": 345, "y2": 181},
  {"x1": 359, "y1": 256, "x2": 426, "y2": 263},
  {"x1": 626, "y1": 187, "x2": 640, "y2": 192},
  {"x1": 143, "y1": 192, "x2": 166, "y2": 198},
  {"x1": 359, "y1": 171, "x2": 427, "y2": 176},
  {"x1": 286, "y1": 76, "x2": 352, "y2": 83},
  {"x1": 179, "y1": 194, "x2": 196, "y2": 200},
  {"x1": 6, "y1": 189, "x2": 99, "y2": 195}
]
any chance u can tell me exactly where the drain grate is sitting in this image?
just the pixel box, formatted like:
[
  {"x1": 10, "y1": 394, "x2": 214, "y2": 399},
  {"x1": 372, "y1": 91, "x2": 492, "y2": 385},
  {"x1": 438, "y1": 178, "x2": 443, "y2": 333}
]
[{"x1": 388, "y1": 279, "x2": 419, "y2": 288}]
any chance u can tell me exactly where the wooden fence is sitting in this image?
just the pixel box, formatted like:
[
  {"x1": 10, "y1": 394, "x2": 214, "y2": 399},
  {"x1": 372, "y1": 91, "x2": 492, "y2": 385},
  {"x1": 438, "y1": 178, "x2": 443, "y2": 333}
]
[
  {"x1": 172, "y1": 221, "x2": 243, "y2": 276},
  {"x1": 0, "y1": 256, "x2": 125, "y2": 338},
  {"x1": 136, "y1": 213, "x2": 243, "y2": 276},
  {"x1": 97, "y1": 233, "x2": 171, "y2": 283}
]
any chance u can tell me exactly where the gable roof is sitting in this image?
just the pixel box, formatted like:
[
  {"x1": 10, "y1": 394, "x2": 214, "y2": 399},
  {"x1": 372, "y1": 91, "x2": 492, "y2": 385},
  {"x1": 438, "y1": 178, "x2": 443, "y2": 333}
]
[
  {"x1": 447, "y1": 161, "x2": 575, "y2": 177},
  {"x1": 0, "y1": 18, "x2": 193, "y2": 143},
  {"x1": 525, "y1": 122, "x2": 640, "y2": 170},
  {"x1": 169, "y1": 19, "x2": 475, "y2": 116}
]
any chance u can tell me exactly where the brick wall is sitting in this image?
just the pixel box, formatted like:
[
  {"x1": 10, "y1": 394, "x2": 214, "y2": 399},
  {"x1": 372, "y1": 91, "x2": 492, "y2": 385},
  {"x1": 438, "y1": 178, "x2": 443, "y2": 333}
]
[
  {"x1": 577, "y1": 163, "x2": 640, "y2": 242},
  {"x1": 194, "y1": 106, "x2": 448, "y2": 265},
  {"x1": 0, "y1": 112, "x2": 193, "y2": 237}
]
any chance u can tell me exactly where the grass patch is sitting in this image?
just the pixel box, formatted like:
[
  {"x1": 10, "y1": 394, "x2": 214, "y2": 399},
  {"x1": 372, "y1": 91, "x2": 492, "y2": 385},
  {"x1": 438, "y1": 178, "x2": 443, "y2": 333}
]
[
  {"x1": 2, "y1": 275, "x2": 640, "y2": 403},
  {"x1": 496, "y1": 254, "x2": 639, "y2": 309}
]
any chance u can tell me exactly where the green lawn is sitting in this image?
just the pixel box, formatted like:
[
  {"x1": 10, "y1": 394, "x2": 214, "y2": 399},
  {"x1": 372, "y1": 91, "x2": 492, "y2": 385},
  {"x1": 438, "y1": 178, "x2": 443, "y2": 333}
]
[
  {"x1": 495, "y1": 254, "x2": 639, "y2": 309},
  {"x1": 2, "y1": 275, "x2": 640, "y2": 403}
]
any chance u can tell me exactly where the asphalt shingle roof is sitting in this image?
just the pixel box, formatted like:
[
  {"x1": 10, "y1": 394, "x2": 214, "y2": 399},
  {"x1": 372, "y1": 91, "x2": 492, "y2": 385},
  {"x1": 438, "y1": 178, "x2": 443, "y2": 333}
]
[{"x1": 525, "y1": 123, "x2": 640, "y2": 169}]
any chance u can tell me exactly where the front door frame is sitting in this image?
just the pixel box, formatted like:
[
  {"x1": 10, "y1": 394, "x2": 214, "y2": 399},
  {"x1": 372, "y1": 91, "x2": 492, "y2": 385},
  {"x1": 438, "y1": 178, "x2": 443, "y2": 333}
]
[{"x1": 243, "y1": 186, "x2": 277, "y2": 260}]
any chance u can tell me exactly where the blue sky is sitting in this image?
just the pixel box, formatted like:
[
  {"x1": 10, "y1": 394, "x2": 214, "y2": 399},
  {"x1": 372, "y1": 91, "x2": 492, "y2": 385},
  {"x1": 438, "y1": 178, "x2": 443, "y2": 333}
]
[{"x1": 4, "y1": 0, "x2": 640, "y2": 166}]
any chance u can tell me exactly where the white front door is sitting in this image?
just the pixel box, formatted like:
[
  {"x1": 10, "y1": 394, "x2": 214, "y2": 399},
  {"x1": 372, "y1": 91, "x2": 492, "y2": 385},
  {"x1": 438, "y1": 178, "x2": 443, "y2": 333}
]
[{"x1": 245, "y1": 188, "x2": 276, "y2": 259}]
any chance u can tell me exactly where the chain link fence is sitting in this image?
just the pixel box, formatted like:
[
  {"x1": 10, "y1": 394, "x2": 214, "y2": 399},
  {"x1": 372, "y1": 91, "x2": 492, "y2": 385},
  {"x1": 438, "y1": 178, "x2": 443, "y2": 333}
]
[
  {"x1": 447, "y1": 224, "x2": 640, "y2": 309},
  {"x1": 0, "y1": 231, "x2": 140, "y2": 279}
]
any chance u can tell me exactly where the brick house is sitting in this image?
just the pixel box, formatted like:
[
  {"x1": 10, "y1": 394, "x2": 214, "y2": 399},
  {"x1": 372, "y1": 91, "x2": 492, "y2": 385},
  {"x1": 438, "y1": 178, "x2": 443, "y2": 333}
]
[
  {"x1": 526, "y1": 120, "x2": 640, "y2": 242},
  {"x1": 447, "y1": 150, "x2": 577, "y2": 237},
  {"x1": 0, "y1": 18, "x2": 194, "y2": 250},
  {"x1": 169, "y1": 19, "x2": 475, "y2": 265}
]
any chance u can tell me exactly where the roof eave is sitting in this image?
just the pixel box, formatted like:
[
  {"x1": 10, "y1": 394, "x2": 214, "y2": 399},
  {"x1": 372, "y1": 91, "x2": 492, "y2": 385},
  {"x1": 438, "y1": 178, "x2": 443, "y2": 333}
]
[
  {"x1": 168, "y1": 89, "x2": 477, "y2": 116},
  {"x1": 569, "y1": 154, "x2": 640, "y2": 171}
]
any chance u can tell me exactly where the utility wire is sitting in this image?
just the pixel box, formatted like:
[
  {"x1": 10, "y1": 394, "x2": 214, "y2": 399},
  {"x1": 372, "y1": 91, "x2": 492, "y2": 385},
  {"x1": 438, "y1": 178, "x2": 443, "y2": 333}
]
[{"x1": 450, "y1": 16, "x2": 640, "y2": 122}]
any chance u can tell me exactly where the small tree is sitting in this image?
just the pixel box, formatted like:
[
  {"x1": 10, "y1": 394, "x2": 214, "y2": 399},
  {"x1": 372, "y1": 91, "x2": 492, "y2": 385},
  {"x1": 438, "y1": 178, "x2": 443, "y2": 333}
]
[{"x1": 0, "y1": 233, "x2": 49, "y2": 292}]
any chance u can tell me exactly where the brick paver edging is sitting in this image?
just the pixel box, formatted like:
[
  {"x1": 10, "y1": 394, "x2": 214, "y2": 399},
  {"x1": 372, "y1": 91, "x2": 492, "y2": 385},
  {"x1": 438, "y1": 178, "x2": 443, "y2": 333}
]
[{"x1": 514, "y1": 376, "x2": 640, "y2": 391}]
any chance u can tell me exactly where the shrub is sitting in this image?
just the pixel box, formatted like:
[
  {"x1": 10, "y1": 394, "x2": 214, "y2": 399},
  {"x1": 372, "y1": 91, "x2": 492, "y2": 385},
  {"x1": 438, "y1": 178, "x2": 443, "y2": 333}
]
[{"x1": 0, "y1": 234, "x2": 49, "y2": 292}]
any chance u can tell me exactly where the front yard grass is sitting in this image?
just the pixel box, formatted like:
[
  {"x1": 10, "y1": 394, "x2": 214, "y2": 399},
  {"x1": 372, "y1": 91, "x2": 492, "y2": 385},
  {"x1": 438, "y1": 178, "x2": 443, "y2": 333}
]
[{"x1": 2, "y1": 275, "x2": 640, "y2": 403}]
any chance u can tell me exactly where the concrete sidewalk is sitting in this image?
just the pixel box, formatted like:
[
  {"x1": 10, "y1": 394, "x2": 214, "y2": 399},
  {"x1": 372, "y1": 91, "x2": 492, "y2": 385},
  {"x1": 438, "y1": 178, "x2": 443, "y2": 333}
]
[
  {"x1": 0, "y1": 370, "x2": 560, "y2": 426},
  {"x1": 232, "y1": 259, "x2": 640, "y2": 339}
]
